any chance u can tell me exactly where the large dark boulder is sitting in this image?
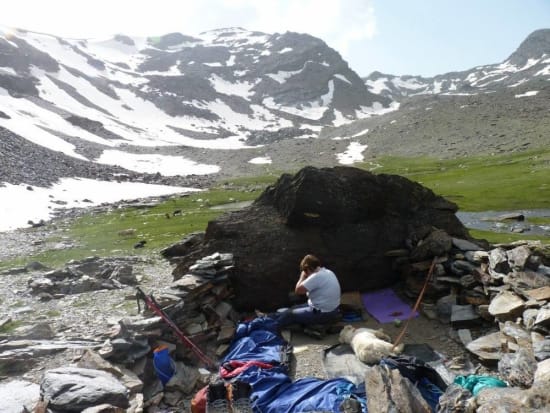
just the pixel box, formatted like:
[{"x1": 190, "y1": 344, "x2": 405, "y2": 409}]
[{"x1": 171, "y1": 166, "x2": 471, "y2": 311}]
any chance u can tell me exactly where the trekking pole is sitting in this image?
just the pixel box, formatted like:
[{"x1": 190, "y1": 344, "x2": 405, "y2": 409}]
[
  {"x1": 392, "y1": 256, "x2": 438, "y2": 350},
  {"x1": 136, "y1": 287, "x2": 218, "y2": 369}
]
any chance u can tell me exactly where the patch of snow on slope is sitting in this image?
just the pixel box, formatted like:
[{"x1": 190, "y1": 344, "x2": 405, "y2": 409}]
[
  {"x1": 262, "y1": 98, "x2": 326, "y2": 121},
  {"x1": 20, "y1": 31, "x2": 104, "y2": 76},
  {"x1": 518, "y1": 58, "x2": 540, "y2": 71},
  {"x1": 266, "y1": 60, "x2": 321, "y2": 84},
  {"x1": 234, "y1": 69, "x2": 249, "y2": 77},
  {"x1": 492, "y1": 61, "x2": 520, "y2": 74},
  {"x1": 226, "y1": 54, "x2": 236, "y2": 66},
  {"x1": 515, "y1": 90, "x2": 539, "y2": 98},
  {"x1": 0, "y1": 67, "x2": 17, "y2": 75},
  {"x1": 97, "y1": 150, "x2": 219, "y2": 175},
  {"x1": 471, "y1": 72, "x2": 509, "y2": 86},
  {"x1": 278, "y1": 47, "x2": 292, "y2": 54},
  {"x1": 33, "y1": 66, "x2": 181, "y2": 147},
  {"x1": 337, "y1": 142, "x2": 368, "y2": 165},
  {"x1": 333, "y1": 109, "x2": 349, "y2": 126},
  {"x1": 249, "y1": 104, "x2": 292, "y2": 128},
  {"x1": 334, "y1": 74, "x2": 352, "y2": 84},
  {"x1": 365, "y1": 77, "x2": 390, "y2": 94},
  {"x1": 266, "y1": 68, "x2": 303, "y2": 83},
  {"x1": 21, "y1": 68, "x2": 257, "y2": 150},
  {"x1": 478, "y1": 76, "x2": 510, "y2": 87},
  {"x1": 321, "y1": 80, "x2": 335, "y2": 106},
  {"x1": 294, "y1": 133, "x2": 317, "y2": 139},
  {"x1": 508, "y1": 79, "x2": 529, "y2": 87},
  {"x1": 0, "y1": 179, "x2": 199, "y2": 232},
  {"x1": 205, "y1": 99, "x2": 291, "y2": 131},
  {"x1": 249, "y1": 156, "x2": 272, "y2": 164},
  {"x1": 84, "y1": 37, "x2": 149, "y2": 71},
  {"x1": 392, "y1": 77, "x2": 427, "y2": 90},
  {"x1": 95, "y1": 87, "x2": 257, "y2": 149},
  {"x1": 0, "y1": 87, "x2": 88, "y2": 160},
  {"x1": 201, "y1": 29, "x2": 269, "y2": 48},
  {"x1": 356, "y1": 101, "x2": 400, "y2": 119},
  {"x1": 209, "y1": 74, "x2": 256, "y2": 98},
  {"x1": 352, "y1": 128, "x2": 369, "y2": 137}
]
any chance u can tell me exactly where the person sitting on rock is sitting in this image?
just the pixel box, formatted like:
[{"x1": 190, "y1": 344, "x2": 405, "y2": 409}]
[{"x1": 274, "y1": 254, "x2": 341, "y2": 328}]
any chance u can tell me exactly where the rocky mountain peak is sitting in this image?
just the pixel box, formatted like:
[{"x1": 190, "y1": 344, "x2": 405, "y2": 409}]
[{"x1": 507, "y1": 28, "x2": 550, "y2": 66}]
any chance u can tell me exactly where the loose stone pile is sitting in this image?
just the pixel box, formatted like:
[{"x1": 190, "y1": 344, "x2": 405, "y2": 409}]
[
  {"x1": 1, "y1": 252, "x2": 239, "y2": 412},
  {"x1": 388, "y1": 227, "x2": 550, "y2": 412}
]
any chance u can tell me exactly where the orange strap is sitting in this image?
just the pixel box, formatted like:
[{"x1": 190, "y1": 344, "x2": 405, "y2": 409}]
[{"x1": 392, "y1": 256, "x2": 438, "y2": 350}]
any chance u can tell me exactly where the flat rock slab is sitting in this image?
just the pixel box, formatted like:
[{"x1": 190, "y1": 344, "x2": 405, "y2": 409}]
[
  {"x1": 466, "y1": 331, "x2": 502, "y2": 363},
  {"x1": 488, "y1": 291, "x2": 524, "y2": 319},
  {"x1": 525, "y1": 286, "x2": 550, "y2": 301},
  {"x1": 41, "y1": 367, "x2": 129, "y2": 411}
]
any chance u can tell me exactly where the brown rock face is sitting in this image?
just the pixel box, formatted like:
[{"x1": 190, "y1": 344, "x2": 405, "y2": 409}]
[{"x1": 171, "y1": 166, "x2": 471, "y2": 311}]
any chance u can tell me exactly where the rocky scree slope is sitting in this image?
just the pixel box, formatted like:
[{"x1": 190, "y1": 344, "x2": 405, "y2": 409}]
[{"x1": 323, "y1": 77, "x2": 550, "y2": 160}]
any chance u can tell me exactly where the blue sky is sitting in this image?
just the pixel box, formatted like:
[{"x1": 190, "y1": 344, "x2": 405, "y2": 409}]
[
  {"x1": 1, "y1": 0, "x2": 549, "y2": 77},
  {"x1": 361, "y1": 0, "x2": 550, "y2": 76}
]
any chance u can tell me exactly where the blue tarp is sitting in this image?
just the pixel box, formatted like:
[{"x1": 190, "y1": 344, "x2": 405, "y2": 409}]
[
  {"x1": 223, "y1": 328, "x2": 288, "y2": 366},
  {"x1": 257, "y1": 377, "x2": 363, "y2": 413},
  {"x1": 222, "y1": 317, "x2": 364, "y2": 412}
]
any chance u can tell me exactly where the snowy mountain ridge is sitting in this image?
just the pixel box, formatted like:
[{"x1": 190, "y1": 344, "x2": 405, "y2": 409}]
[
  {"x1": 364, "y1": 29, "x2": 550, "y2": 101},
  {"x1": 0, "y1": 26, "x2": 391, "y2": 167}
]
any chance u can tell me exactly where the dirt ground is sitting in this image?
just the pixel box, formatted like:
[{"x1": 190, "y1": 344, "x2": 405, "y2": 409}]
[{"x1": 286, "y1": 290, "x2": 480, "y2": 382}]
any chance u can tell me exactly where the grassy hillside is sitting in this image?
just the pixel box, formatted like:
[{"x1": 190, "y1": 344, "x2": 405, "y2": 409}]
[
  {"x1": 363, "y1": 147, "x2": 550, "y2": 211},
  {"x1": 0, "y1": 150, "x2": 548, "y2": 271}
]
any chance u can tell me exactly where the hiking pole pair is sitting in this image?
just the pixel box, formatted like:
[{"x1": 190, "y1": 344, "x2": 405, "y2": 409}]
[{"x1": 135, "y1": 287, "x2": 217, "y2": 369}]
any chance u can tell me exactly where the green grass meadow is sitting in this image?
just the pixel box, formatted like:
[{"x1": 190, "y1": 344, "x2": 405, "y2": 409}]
[{"x1": 0, "y1": 149, "x2": 548, "y2": 270}]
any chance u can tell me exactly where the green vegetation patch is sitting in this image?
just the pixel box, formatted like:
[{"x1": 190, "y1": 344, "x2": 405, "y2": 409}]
[
  {"x1": 0, "y1": 319, "x2": 24, "y2": 334},
  {"x1": 361, "y1": 148, "x2": 550, "y2": 212},
  {"x1": 1, "y1": 150, "x2": 547, "y2": 271}
]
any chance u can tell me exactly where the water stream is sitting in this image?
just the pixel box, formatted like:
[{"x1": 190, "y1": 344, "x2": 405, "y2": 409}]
[{"x1": 456, "y1": 209, "x2": 550, "y2": 236}]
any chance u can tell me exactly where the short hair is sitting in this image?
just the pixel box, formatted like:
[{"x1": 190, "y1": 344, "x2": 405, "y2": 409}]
[{"x1": 300, "y1": 254, "x2": 321, "y2": 272}]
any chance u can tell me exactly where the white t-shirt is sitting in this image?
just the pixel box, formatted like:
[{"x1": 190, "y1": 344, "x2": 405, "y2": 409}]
[{"x1": 302, "y1": 267, "x2": 341, "y2": 312}]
